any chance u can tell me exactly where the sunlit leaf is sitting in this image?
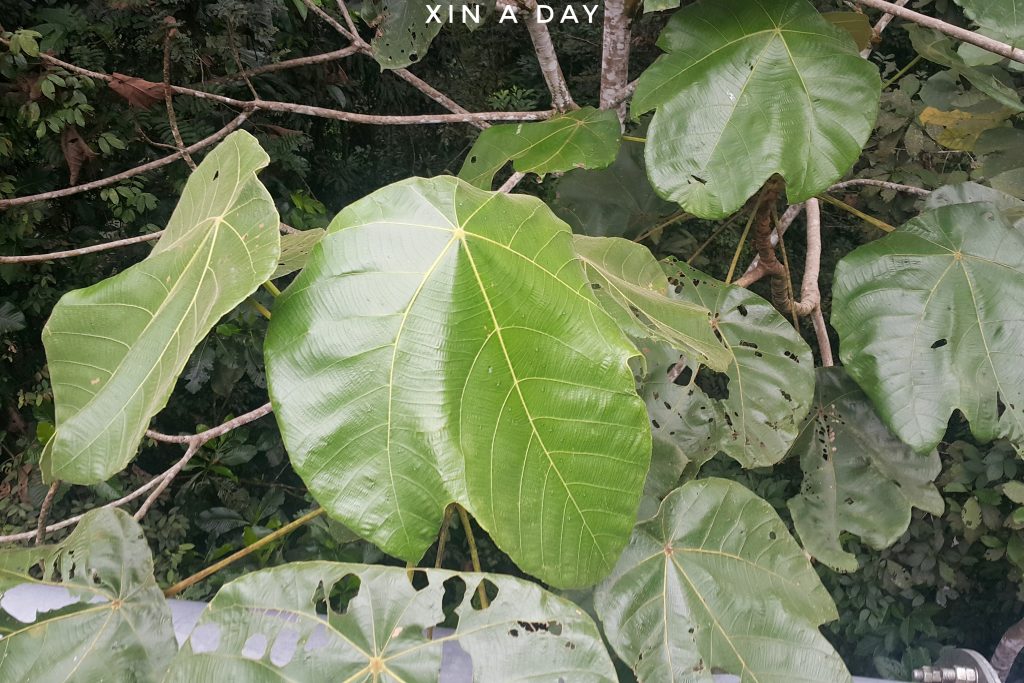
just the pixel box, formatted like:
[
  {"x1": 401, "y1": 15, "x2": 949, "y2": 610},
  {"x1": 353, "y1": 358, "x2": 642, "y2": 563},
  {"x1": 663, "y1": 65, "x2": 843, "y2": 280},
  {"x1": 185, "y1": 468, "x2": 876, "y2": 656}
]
[
  {"x1": 166, "y1": 562, "x2": 617, "y2": 681},
  {"x1": 832, "y1": 201, "x2": 1024, "y2": 453},
  {"x1": 265, "y1": 176, "x2": 650, "y2": 588},
  {"x1": 573, "y1": 236, "x2": 729, "y2": 370},
  {"x1": 41, "y1": 131, "x2": 280, "y2": 484},
  {"x1": 787, "y1": 367, "x2": 944, "y2": 572},
  {"x1": 0, "y1": 509, "x2": 175, "y2": 682},
  {"x1": 595, "y1": 478, "x2": 850, "y2": 683},
  {"x1": 459, "y1": 108, "x2": 621, "y2": 190},
  {"x1": 633, "y1": 0, "x2": 880, "y2": 218},
  {"x1": 272, "y1": 228, "x2": 325, "y2": 279}
]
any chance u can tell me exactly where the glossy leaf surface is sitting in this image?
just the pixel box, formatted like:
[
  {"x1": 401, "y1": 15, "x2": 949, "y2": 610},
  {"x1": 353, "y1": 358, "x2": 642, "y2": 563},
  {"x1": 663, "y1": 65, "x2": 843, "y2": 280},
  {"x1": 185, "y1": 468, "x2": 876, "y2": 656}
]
[
  {"x1": 633, "y1": 0, "x2": 880, "y2": 218},
  {"x1": 0, "y1": 509, "x2": 175, "y2": 682},
  {"x1": 41, "y1": 131, "x2": 280, "y2": 484},
  {"x1": 265, "y1": 176, "x2": 650, "y2": 588},
  {"x1": 574, "y1": 236, "x2": 729, "y2": 370},
  {"x1": 595, "y1": 478, "x2": 849, "y2": 683},
  {"x1": 787, "y1": 367, "x2": 944, "y2": 572},
  {"x1": 459, "y1": 107, "x2": 621, "y2": 190},
  {"x1": 832, "y1": 202, "x2": 1024, "y2": 453},
  {"x1": 166, "y1": 562, "x2": 617, "y2": 681}
]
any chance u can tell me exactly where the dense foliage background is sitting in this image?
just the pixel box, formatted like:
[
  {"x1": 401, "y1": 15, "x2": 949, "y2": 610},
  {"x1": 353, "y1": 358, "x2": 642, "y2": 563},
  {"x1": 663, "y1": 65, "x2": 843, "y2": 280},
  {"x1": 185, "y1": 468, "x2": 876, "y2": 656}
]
[{"x1": 3, "y1": 0, "x2": 1024, "y2": 679}]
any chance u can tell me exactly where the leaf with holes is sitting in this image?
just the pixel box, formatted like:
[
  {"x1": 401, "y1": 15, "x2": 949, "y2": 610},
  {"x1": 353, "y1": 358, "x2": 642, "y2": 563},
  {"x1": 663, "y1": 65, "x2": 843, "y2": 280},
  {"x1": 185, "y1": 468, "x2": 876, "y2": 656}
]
[
  {"x1": 166, "y1": 562, "x2": 617, "y2": 681},
  {"x1": 272, "y1": 228, "x2": 325, "y2": 279},
  {"x1": 595, "y1": 478, "x2": 849, "y2": 683},
  {"x1": 632, "y1": 0, "x2": 881, "y2": 218},
  {"x1": 661, "y1": 261, "x2": 815, "y2": 467},
  {"x1": 833, "y1": 201, "x2": 1024, "y2": 454},
  {"x1": 787, "y1": 367, "x2": 944, "y2": 572},
  {"x1": 0, "y1": 509, "x2": 176, "y2": 682},
  {"x1": 40, "y1": 131, "x2": 280, "y2": 484},
  {"x1": 551, "y1": 125, "x2": 678, "y2": 239},
  {"x1": 573, "y1": 236, "x2": 729, "y2": 371},
  {"x1": 264, "y1": 176, "x2": 650, "y2": 588},
  {"x1": 363, "y1": 0, "x2": 491, "y2": 69},
  {"x1": 459, "y1": 108, "x2": 622, "y2": 190}
]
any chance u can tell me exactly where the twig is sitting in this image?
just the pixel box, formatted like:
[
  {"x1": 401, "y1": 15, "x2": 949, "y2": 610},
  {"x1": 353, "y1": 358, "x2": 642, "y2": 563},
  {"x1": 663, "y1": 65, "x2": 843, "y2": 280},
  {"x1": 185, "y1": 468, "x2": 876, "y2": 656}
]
[
  {"x1": 600, "y1": 0, "x2": 632, "y2": 119},
  {"x1": 861, "y1": 0, "x2": 910, "y2": 58},
  {"x1": 498, "y1": 171, "x2": 526, "y2": 193},
  {"x1": 199, "y1": 47, "x2": 361, "y2": 86},
  {"x1": 0, "y1": 231, "x2": 163, "y2": 264},
  {"x1": 855, "y1": 0, "x2": 1024, "y2": 65},
  {"x1": 134, "y1": 441, "x2": 200, "y2": 520},
  {"x1": 435, "y1": 504, "x2": 456, "y2": 569},
  {"x1": 163, "y1": 20, "x2": 196, "y2": 171},
  {"x1": 301, "y1": 0, "x2": 354, "y2": 40},
  {"x1": 335, "y1": 0, "x2": 361, "y2": 40},
  {"x1": 389, "y1": 69, "x2": 488, "y2": 129},
  {"x1": 633, "y1": 210, "x2": 690, "y2": 244},
  {"x1": 789, "y1": 198, "x2": 822, "y2": 317},
  {"x1": 163, "y1": 507, "x2": 325, "y2": 598},
  {"x1": 502, "y1": 0, "x2": 577, "y2": 112},
  {"x1": 811, "y1": 307, "x2": 834, "y2": 367},
  {"x1": 734, "y1": 203, "x2": 804, "y2": 288},
  {"x1": 35, "y1": 481, "x2": 60, "y2": 545},
  {"x1": 0, "y1": 111, "x2": 251, "y2": 210},
  {"x1": 819, "y1": 193, "x2": 895, "y2": 232},
  {"x1": 456, "y1": 504, "x2": 490, "y2": 608},
  {"x1": 725, "y1": 203, "x2": 758, "y2": 285},
  {"x1": 828, "y1": 177, "x2": 931, "y2": 197},
  {"x1": 227, "y1": 24, "x2": 259, "y2": 101}
]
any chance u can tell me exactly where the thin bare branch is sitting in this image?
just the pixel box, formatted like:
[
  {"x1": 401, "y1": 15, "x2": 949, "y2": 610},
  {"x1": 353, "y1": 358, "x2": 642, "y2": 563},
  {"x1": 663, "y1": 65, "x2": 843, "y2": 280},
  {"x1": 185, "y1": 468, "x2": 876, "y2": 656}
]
[
  {"x1": 302, "y1": 0, "x2": 356, "y2": 40},
  {"x1": 861, "y1": 0, "x2": 909, "y2": 58},
  {"x1": 829, "y1": 177, "x2": 931, "y2": 197},
  {"x1": 200, "y1": 46, "x2": 362, "y2": 86},
  {"x1": 855, "y1": 0, "x2": 1024, "y2": 65},
  {"x1": 227, "y1": 24, "x2": 260, "y2": 101},
  {"x1": 600, "y1": 0, "x2": 632, "y2": 118},
  {"x1": 811, "y1": 307, "x2": 834, "y2": 367},
  {"x1": 146, "y1": 402, "x2": 274, "y2": 444},
  {"x1": 35, "y1": 481, "x2": 60, "y2": 545},
  {"x1": 389, "y1": 68, "x2": 488, "y2": 129},
  {"x1": 335, "y1": 0, "x2": 362, "y2": 40},
  {"x1": 0, "y1": 232, "x2": 163, "y2": 264},
  {"x1": 0, "y1": 111, "x2": 251, "y2": 210},
  {"x1": 500, "y1": 0, "x2": 577, "y2": 112},
  {"x1": 498, "y1": 171, "x2": 527, "y2": 193},
  {"x1": 790, "y1": 198, "x2": 822, "y2": 316},
  {"x1": 164, "y1": 20, "x2": 197, "y2": 171},
  {"x1": 134, "y1": 441, "x2": 200, "y2": 520}
]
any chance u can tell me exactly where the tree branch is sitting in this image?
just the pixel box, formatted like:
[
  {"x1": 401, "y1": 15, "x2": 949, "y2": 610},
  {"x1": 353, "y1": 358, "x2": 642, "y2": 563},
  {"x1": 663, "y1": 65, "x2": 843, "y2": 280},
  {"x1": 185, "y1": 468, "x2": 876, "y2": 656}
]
[
  {"x1": 861, "y1": 0, "x2": 909, "y2": 58},
  {"x1": 789, "y1": 198, "x2": 822, "y2": 317},
  {"x1": 498, "y1": 171, "x2": 527, "y2": 193},
  {"x1": 855, "y1": 0, "x2": 1024, "y2": 64},
  {"x1": 0, "y1": 232, "x2": 162, "y2": 264},
  {"x1": 35, "y1": 481, "x2": 60, "y2": 545},
  {"x1": 199, "y1": 46, "x2": 362, "y2": 86},
  {"x1": 600, "y1": 0, "x2": 632, "y2": 117},
  {"x1": 828, "y1": 177, "x2": 931, "y2": 197},
  {"x1": 163, "y1": 19, "x2": 196, "y2": 171},
  {"x1": 0, "y1": 403, "x2": 274, "y2": 545},
  {"x1": 499, "y1": 0, "x2": 577, "y2": 112},
  {"x1": 0, "y1": 111, "x2": 251, "y2": 210}
]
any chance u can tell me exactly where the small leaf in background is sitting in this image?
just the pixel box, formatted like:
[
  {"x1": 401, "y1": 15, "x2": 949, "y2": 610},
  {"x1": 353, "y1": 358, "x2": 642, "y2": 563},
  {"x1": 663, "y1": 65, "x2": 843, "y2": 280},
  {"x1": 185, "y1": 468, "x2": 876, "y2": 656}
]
[
  {"x1": 0, "y1": 301, "x2": 26, "y2": 334},
  {"x1": 788, "y1": 367, "x2": 944, "y2": 573},
  {"x1": 272, "y1": 228, "x2": 325, "y2": 279},
  {"x1": 166, "y1": 563, "x2": 618, "y2": 681},
  {"x1": 1004, "y1": 481, "x2": 1024, "y2": 505},
  {"x1": 919, "y1": 106, "x2": 1015, "y2": 151},
  {"x1": 266, "y1": 176, "x2": 650, "y2": 588},
  {"x1": 573, "y1": 235, "x2": 729, "y2": 370},
  {"x1": 595, "y1": 478, "x2": 850, "y2": 683},
  {"x1": 633, "y1": 0, "x2": 881, "y2": 218},
  {"x1": 42, "y1": 131, "x2": 281, "y2": 484},
  {"x1": 0, "y1": 509, "x2": 176, "y2": 682},
  {"x1": 832, "y1": 199, "x2": 1024, "y2": 454},
  {"x1": 963, "y1": 496, "x2": 982, "y2": 529},
  {"x1": 822, "y1": 11, "x2": 874, "y2": 51},
  {"x1": 459, "y1": 107, "x2": 621, "y2": 190}
]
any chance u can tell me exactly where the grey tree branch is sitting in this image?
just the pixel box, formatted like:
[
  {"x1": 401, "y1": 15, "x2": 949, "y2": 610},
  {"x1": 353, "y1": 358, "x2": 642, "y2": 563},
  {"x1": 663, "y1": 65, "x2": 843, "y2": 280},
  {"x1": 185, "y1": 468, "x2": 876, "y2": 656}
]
[
  {"x1": 828, "y1": 177, "x2": 931, "y2": 197},
  {"x1": 498, "y1": 0, "x2": 577, "y2": 112},
  {"x1": 0, "y1": 231, "x2": 162, "y2": 264},
  {"x1": 498, "y1": 171, "x2": 527, "y2": 193},
  {"x1": 855, "y1": 0, "x2": 1024, "y2": 64},
  {"x1": 163, "y1": 20, "x2": 197, "y2": 171},
  {"x1": 200, "y1": 46, "x2": 362, "y2": 86},
  {"x1": 35, "y1": 481, "x2": 60, "y2": 545},
  {"x1": 0, "y1": 403, "x2": 274, "y2": 544},
  {"x1": 600, "y1": 0, "x2": 632, "y2": 118},
  {"x1": 789, "y1": 198, "x2": 822, "y2": 317},
  {"x1": 860, "y1": 0, "x2": 909, "y2": 58}
]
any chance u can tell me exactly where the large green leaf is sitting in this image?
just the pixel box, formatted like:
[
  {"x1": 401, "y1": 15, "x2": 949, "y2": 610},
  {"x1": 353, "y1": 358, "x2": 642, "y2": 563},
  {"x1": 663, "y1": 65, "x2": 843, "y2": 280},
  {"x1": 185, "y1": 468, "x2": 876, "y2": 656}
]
[
  {"x1": 41, "y1": 131, "x2": 280, "y2": 484},
  {"x1": 632, "y1": 0, "x2": 880, "y2": 218},
  {"x1": 832, "y1": 201, "x2": 1024, "y2": 453},
  {"x1": 787, "y1": 367, "x2": 944, "y2": 572},
  {"x1": 660, "y1": 261, "x2": 815, "y2": 467},
  {"x1": 595, "y1": 478, "x2": 849, "y2": 683},
  {"x1": 0, "y1": 509, "x2": 175, "y2": 682},
  {"x1": 907, "y1": 25, "x2": 1024, "y2": 112},
  {"x1": 551, "y1": 131, "x2": 677, "y2": 239},
  {"x1": 573, "y1": 236, "x2": 730, "y2": 370},
  {"x1": 264, "y1": 176, "x2": 650, "y2": 588},
  {"x1": 459, "y1": 107, "x2": 622, "y2": 190},
  {"x1": 166, "y1": 562, "x2": 616, "y2": 681},
  {"x1": 363, "y1": 0, "x2": 489, "y2": 69},
  {"x1": 272, "y1": 228, "x2": 325, "y2": 279},
  {"x1": 953, "y1": 0, "x2": 1024, "y2": 46}
]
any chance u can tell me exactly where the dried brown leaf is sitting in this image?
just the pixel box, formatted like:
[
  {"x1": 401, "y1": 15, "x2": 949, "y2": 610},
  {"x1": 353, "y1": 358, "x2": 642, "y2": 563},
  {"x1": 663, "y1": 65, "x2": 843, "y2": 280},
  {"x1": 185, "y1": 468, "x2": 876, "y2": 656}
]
[
  {"x1": 60, "y1": 126, "x2": 97, "y2": 186},
  {"x1": 108, "y1": 72, "x2": 167, "y2": 110}
]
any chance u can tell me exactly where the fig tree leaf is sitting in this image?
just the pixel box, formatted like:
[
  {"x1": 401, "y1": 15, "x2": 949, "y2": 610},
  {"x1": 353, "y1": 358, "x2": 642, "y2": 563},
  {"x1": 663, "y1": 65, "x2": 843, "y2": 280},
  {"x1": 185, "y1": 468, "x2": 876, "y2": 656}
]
[
  {"x1": 787, "y1": 367, "x2": 944, "y2": 573},
  {"x1": 664, "y1": 261, "x2": 815, "y2": 467},
  {"x1": 633, "y1": 0, "x2": 881, "y2": 218},
  {"x1": 595, "y1": 478, "x2": 850, "y2": 683},
  {"x1": 573, "y1": 235, "x2": 730, "y2": 371},
  {"x1": 40, "y1": 130, "x2": 280, "y2": 484},
  {"x1": 832, "y1": 201, "x2": 1024, "y2": 453},
  {"x1": 551, "y1": 130, "x2": 677, "y2": 239},
  {"x1": 0, "y1": 508, "x2": 175, "y2": 683},
  {"x1": 272, "y1": 228, "x2": 325, "y2": 279},
  {"x1": 166, "y1": 562, "x2": 617, "y2": 682},
  {"x1": 264, "y1": 176, "x2": 650, "y2": 588},
  {"x1": 459, "y1": 107, "x2": 622, "y2": 190},
  {"x1": 907, "y1": 25, "x2": 1024, "y2": 112}
]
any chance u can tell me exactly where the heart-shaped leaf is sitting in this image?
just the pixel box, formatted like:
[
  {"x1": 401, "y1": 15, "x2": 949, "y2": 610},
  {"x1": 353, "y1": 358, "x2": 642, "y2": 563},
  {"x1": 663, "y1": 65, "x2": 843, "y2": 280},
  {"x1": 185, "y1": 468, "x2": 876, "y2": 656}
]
[
  {"x1": 633, "y1": 0, "x2": 881, "y2": 218},
  {"x1": 0, "y1": 509, "x2": 175, "y2": 682},
  {"x1": 265, "y1": 176, "x2": 650, "y2": 588},
  {"x1": 832, "y1": 201, "x2": 1024, "y2": 453},
  {"x1": 459, "y1": 107, "x2": 622, "y2": 190},
  {"x1": 661, "y1": 261, "x2": 815, "y2": 467},
  {"x1": 595, "y1": 478, "x2": 849, "y2": 683},
  {"x1": 166, "y1": 562, "x2": 617, "y2": 681},
  {"x1": 574, "y1": 236, "x2": 730, "y2": 370},
  {"x1": 787, "y1": 367, "x2": 944, "y2": 572},
  {"x1": 41, "y1": 131, "x2": 280, "y2": 484}
]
